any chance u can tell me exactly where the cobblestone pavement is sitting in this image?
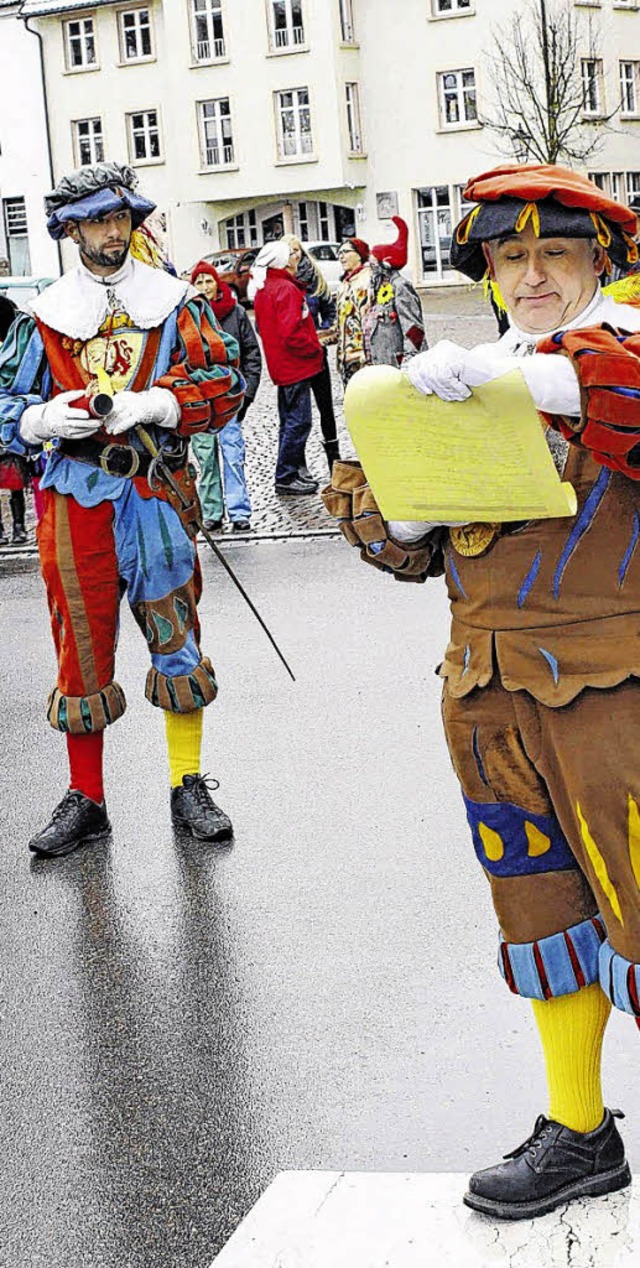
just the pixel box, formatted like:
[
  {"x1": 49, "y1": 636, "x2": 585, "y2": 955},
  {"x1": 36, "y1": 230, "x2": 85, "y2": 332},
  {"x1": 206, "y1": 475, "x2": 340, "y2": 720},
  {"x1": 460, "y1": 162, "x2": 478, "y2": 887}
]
[{"x1": 0, "y1": 286, "x2": 496, "y2": 558}]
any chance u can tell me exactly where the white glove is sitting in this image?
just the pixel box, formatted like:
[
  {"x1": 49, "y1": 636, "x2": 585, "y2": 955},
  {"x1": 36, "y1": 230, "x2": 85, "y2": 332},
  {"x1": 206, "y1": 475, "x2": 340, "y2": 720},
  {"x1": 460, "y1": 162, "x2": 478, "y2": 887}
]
[
  {"x1": 104, "y1": 387, "x2": 180, "y2": 436},
  {"x1": 19, "y1": 390, "x2": 100, "y2": 445},
  {"x1": 405, "y1": 341, "x2": 475, "y2": 402},
  {"x1": 407, "y1": 341, "x2": 581, "y2": 415}
]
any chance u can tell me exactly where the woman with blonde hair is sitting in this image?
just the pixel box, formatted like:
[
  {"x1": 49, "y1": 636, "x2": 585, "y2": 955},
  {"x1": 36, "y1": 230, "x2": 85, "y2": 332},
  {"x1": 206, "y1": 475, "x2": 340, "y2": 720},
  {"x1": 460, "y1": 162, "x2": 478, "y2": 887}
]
[{"x1": 280, "y1": 234, "x2": 341, "y2": 471}]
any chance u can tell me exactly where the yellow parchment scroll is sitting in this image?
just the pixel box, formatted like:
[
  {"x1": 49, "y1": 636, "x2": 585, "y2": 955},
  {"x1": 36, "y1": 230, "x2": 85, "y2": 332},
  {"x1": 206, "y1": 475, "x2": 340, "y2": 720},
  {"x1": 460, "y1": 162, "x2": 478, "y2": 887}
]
[{"x1": 344, "y1": 365, "x2": 577, "y2": 522}]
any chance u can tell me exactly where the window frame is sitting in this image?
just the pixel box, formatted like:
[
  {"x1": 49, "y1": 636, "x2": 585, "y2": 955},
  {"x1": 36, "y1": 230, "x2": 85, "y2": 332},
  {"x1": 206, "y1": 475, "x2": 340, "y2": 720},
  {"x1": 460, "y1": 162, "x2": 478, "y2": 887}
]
[
  {"x1": 197, "y1": 97, "x2": 235, "y2": 169},
  {"x1": 431, "y1": 0, "x2": 473, "y2": 16},
  {"x1": 267, "y1": 0, "x2": 306, "y2": 53},
  {"x1": 63, "y1": 13, "x2": 98, "y2": 72},
  {"x1": 274, "y1": 85, "x2": 314, "y2": 161},
  {"x1": 338, "y1": 0, "x2": 356, "y2": 42},
  {"x1": 117, "y1": 6, "x2": 154, "y2": 63},
  {"x1": 620, "y1": 60, "x2": 640, "y2": 117},
  {"x1": 72, "y1": 116, "x2": 105, "y2": 167},
  {"x1": 345, "y1": 81, "x2": 364, "y2": 153},
  {"x1": 126, "y1": 108, "x2": 163, "y2": 165},
  {"x1": 581, "y1": 57, "x2": 605, "y2": 117},
  {"x1": 436, "y1": 67, "x2": 478, "y2": 129},
  {"x1": 189, "y1": 0, "x2": 227, "y2": 64}
]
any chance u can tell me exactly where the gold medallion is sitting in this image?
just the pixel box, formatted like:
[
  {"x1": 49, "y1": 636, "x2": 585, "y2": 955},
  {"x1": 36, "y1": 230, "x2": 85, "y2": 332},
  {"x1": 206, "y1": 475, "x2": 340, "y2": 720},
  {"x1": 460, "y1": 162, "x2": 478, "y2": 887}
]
[{"x1": 450, "y1": 522, "x2": 500, "y2": 557}]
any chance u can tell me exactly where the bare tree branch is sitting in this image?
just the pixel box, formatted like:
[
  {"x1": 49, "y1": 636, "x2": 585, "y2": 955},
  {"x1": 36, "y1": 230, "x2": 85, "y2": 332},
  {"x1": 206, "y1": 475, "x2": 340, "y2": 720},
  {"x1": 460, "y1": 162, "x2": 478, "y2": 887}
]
[{"x1": 481, "y1": 0, "x2": 617, "y2": 165}]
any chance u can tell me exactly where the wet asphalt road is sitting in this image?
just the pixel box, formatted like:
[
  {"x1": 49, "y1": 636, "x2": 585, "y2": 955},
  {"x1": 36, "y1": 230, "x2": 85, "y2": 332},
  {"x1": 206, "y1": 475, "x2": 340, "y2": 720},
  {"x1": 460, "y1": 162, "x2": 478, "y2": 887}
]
[{"x1": 2, "y1": 538, "x2": 639, "y2": 1267}]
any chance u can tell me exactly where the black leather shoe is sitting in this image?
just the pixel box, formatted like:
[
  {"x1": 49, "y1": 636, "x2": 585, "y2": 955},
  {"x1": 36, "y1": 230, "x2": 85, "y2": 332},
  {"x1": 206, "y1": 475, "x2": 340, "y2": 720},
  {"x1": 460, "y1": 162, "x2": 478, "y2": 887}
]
[
  {"x1": 203, "y1": 519, "x2": 223, "y2": 532},
  {"x1": 275, "y1": 477, "x2": 318, "y2": 495},
  {"x1": 28, "y1": 790, "x2": 111, "y2": 858},
  {"x1": 231, "y1": 519, "x2": 251, "y2": 532},
  {"x1": 12, "y1": 522, "x2": 27, "y2": 544},
  {"x1": 464, "y1": 1109, "x2": 631, "y2": 1220},
  {"x1": 170, "y1": 773, "x2": 233, "y2": 841}
]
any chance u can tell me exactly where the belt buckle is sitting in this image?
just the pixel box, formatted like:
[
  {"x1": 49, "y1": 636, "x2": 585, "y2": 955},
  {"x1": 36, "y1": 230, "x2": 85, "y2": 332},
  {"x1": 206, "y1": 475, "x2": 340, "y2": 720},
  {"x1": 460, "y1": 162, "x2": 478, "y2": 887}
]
[{"x1": 99, "y1": 443, "x2": 140, "y2": 479}]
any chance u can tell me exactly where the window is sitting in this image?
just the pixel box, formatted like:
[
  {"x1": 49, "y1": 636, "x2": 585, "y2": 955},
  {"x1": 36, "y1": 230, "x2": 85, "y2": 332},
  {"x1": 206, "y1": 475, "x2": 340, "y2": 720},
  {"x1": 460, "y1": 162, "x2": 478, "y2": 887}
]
[
  {"x1": 64, "y1": 16, "x2": 96, "y2": 69},
  {"x1": 345, "y1": 82, "x2": 363, "y2": 152},
  {"x1": 226, "y1": 214, "x2": 245, "y2": 248},
  {"x1": 3, "y1": 197, "x2": 30, "y2": 275},
  {"x1": 190, "y1": 0, "x2": 226, "y2": 62},
  {"x1": 339, "y1": 0, "x2": 355, "y2": 41},
  {"x1": 620, "y1": 61, "x2": 640, "y2": 115},
  {"x1": 248, "y1": 210, "x2": 258, "y2": 246},
  {"x1": 73, "y1": 117, "x2": 104, "y2": 166},
  {"x1": 275, "y1": 87, "x2": 313, "y2": 158},
  {"x1": 581, "y1": 59, "x2": 604, "y2": 115},
  {"x1": 627, "y1": 172, "x2": 640, "y2": 204},
  {"x1": 417, "y1": 185, "x2": 453, "y2": 278},
  {"x1": 297, "y1": 201, "x2": 309, "y2": 239},
  {"x1": 612, "y1": 171, "x2": 625, "y2": 200},
  {"x1": 588, "y1": 171, "x2": 610, "y2": 192},
  {"x1": 119, "y1": 8, "x2": 153, "y2": 61},
  {"x1": 127, "y1": 109, "x2": 161, "y2": 162},
  {"x1": 269, "y1": 0, "x2": 305, "y2": 50},
  {"x1": 198, "y1": 98, "x2": 234, "y2": 167},
  {"x1": 437, "y1": 68, "x2": 477, "y2": 127},
  {"x1": 318, "y1": 200, "x2": 330, "y2": 239},
  {"x1": 432, "y1": 0, "x2": 472, "y2": 12}
]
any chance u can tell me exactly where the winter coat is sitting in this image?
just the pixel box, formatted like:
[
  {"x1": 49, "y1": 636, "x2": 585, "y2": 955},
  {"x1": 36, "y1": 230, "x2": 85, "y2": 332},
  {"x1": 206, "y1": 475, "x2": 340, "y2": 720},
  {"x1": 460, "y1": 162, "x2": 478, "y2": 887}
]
[
  {"x1": 217, "y1": 300, "x2": 262, "y2": 407},
  {"x1": 253, "y1": 268, "x2": 324, "y2": 387},
  {"x1": 336, "y1": 262, "x2": 372, "y2": 382},
  {"x1": 363, "y1": 263, "x2": 427, "y2": 369}
]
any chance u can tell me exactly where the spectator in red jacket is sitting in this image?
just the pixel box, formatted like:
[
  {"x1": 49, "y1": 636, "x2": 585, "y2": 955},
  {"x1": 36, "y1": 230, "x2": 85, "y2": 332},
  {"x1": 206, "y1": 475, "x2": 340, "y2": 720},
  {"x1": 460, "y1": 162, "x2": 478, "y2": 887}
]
[{"x1": 250, "y1": 240, "x2": 324, "y2": 495}]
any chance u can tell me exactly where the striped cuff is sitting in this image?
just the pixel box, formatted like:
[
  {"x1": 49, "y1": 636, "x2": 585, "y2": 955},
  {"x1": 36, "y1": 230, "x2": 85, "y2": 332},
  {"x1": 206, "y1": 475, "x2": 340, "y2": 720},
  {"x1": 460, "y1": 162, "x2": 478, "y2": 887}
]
[
  {"x1": 599, "y1": 941, "x2": 640, "y2": 1015},
  {"x1": 498, "y1": 915, "x2": 606, "y2": 1000},
  {"x1": 47, "y1": 681, "x2": 126, "y2": 733}
]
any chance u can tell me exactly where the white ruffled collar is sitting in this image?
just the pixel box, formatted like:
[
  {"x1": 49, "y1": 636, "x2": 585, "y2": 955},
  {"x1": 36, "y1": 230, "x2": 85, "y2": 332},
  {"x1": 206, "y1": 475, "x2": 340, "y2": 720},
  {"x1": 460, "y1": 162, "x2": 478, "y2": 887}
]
[{"x1": 30, "y1": 255, "x2": 193, "y2": 338}]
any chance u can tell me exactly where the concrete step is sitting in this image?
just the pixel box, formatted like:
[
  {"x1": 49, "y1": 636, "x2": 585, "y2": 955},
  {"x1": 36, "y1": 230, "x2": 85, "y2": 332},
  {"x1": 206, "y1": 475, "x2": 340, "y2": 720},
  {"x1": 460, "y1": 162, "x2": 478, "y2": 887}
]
[{"x1": 211, "y1": 1170, "x2": 636, "y2": 1267}]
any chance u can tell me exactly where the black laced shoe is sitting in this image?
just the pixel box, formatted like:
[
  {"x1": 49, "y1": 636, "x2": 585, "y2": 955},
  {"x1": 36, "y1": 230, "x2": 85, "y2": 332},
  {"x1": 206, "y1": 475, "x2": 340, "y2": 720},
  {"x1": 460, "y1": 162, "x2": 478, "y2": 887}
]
[
  {"x1": 464, "y1": 1108, "x2": 631, "y2": 1220},
  {"x1": 11, "y1": 521, "x2": 27, "y2": 544},
  {"x1": 28, "y1": 790, "x2": 111, "y2": 858},
  {"x1": 170, "y1": 773, "x2": 233, "y2": 841}
]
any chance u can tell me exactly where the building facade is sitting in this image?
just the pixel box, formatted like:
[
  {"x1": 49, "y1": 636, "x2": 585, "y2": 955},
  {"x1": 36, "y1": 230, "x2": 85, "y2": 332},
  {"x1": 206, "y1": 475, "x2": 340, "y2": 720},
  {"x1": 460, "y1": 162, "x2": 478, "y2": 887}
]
[
  {"x1": 0, "y1": 0, "x2": 61, "y2": 277},
  {"x1": 14, "y1": 0, "x2": 640, "y2": 283}
]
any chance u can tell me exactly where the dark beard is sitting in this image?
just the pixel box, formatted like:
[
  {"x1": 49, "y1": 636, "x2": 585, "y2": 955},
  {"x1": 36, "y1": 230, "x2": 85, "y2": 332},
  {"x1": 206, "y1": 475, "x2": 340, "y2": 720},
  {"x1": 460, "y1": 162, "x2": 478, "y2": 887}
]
[{"x1": 78, "y1": 231, "x2": 130, "y2": 271}]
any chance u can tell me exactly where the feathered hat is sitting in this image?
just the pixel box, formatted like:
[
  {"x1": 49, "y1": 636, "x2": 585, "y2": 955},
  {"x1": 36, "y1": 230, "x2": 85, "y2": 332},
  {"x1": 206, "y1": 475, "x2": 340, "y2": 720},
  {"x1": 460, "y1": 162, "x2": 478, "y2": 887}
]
[
  {"x1": 450, "y1": 163, "x2": 639, "y2": 280},
  {"x1": 45, "y1": 162, "x2": 156, "y2": 241}
]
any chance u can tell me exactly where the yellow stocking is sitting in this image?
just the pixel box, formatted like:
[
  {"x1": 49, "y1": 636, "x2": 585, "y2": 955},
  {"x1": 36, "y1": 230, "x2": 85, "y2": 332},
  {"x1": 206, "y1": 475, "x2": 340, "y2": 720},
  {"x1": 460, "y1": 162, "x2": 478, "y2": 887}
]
[
  {"x1": 531, "y1": 983, "x2": 611, "y2": 1134},
  {"x1": 164, "y1": 709, "x2": 203, "y2": 787}
]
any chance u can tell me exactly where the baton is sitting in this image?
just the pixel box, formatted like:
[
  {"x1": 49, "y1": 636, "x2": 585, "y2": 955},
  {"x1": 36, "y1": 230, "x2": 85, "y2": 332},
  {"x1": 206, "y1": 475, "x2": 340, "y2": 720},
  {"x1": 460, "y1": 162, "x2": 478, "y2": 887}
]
[{"x1": 134, "y1": 423, "x2": 296, "y2": 682}]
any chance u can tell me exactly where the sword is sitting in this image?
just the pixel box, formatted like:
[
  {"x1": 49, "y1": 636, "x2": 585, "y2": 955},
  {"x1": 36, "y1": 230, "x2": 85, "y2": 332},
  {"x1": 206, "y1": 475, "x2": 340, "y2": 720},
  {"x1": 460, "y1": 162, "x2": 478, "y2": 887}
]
[{"x1": 134, "y1": 423, "x2": 296, "y2": 682}]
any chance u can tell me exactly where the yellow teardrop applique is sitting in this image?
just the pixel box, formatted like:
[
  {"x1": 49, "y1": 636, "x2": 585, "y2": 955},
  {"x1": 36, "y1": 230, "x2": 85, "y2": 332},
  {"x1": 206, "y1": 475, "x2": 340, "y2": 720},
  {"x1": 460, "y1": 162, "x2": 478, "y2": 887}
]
[
  {"x1": 479, "y1": 822, "x2": 504, "y2": 862},
  {"x1": 627, "y1": 794, "x2": 640, "y2": 890},
  {"x1": 576, "y1": 801, "x2": 624, "y2": 926},
  {"x1": 525, "y1": 821, "x2": 551, "y2": 857}
]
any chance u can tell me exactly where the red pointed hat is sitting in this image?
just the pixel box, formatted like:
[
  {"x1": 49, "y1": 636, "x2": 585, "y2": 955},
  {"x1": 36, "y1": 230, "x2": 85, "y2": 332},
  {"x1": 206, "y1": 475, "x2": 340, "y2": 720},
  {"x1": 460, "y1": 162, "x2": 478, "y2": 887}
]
[
  {"x1": 371, "y1": 216, "x2": 409, "y2": 269},
  {"x1": 451, "y1": 163, "x2": 639, "y2": 280}
]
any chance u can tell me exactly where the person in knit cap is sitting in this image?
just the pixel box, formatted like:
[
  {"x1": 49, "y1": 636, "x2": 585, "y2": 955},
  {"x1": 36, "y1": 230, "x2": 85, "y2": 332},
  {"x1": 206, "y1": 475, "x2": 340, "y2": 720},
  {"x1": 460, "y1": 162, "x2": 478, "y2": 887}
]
[
  {"x1": 0, "y1": 161, "x2": 245, "y2": 857},
  {"x1": 250, "y1": 240, "x2": 324, "y2": 494},
  {"x1": 335, "y1": 237, "x2": 372, "y2": 386},
  {"x1": 323, "y1": 162, "x2": 640, "y2": 1219},
  {"x1": 363, "y1": 216, "x2": 427, "y2": 369},
  {"x1": 190, "y1": 260, "x2": 261, "y2": 532}
]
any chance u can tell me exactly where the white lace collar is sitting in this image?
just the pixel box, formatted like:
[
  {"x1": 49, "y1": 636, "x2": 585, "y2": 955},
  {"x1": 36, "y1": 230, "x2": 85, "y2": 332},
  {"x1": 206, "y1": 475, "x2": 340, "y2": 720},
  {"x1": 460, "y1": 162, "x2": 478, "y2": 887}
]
[{"x1": 30, "y1": 255, "x2": 193, "y2": 339}]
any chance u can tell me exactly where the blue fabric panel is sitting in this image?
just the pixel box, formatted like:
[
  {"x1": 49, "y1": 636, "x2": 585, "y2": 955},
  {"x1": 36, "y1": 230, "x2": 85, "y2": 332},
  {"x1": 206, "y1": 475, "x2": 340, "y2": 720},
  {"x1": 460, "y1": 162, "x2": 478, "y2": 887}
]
[
  {"x1": 151, "y1": 628, "x2": 202, "y2": 677},
  {"x1": 446, "y1": 551, "x2": 467, "y2": 598},
  {"x1": 40, "y1": 452, "x2": 127, "y2": 503},
  {"x1": 464, "y1": 794, "x2": 578, "y2": 877},
  {"x1": 599, "y1": 941, "x2": 640, "y2": 1015},
  {"x1": 12, "y1": 328, "x2": 45, "y2": 394},
  {"x1": 499, "y1": 917, "x2": 602, "y2": 999},
  {"x1": 113, "y1": 484, "x2": 195, "y2": 604},
  {"x1": 151, "y1": 308, "x2": 179, "y2": 379},
  {"x1": 552, "y1": 467, "x2": 611, "y2": 599},
  {"x1": 618, "y1": 511, "x2": 640, "y2": 587},
  {"x1": 517, "y1": 549, "x2": 542, "y2": 609}
]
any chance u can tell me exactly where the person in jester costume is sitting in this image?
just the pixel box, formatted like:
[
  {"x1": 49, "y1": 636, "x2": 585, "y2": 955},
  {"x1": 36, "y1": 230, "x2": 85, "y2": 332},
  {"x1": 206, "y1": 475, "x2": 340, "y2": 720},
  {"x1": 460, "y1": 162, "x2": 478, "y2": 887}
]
[
  {"x1": 323, "y1": 164, "x2": 640, "y2": 1219},
  {"x1": 0, "y1": 162, "x2": 245, "y2": 857}
]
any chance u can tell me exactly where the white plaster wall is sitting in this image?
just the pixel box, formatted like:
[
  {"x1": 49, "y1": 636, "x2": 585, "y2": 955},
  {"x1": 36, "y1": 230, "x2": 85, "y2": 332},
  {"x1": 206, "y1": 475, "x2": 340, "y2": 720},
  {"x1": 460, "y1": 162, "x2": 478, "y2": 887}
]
[{"x1": 0, "y1": 5, "x2": 60, "y2": 276}]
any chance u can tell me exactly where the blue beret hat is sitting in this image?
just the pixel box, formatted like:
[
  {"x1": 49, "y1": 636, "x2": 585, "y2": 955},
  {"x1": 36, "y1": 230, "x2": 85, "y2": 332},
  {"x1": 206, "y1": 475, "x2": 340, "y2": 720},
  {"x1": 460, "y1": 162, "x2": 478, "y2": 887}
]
[{"x1": 45, "y1": 162, "x2": 156, "y2": 241}]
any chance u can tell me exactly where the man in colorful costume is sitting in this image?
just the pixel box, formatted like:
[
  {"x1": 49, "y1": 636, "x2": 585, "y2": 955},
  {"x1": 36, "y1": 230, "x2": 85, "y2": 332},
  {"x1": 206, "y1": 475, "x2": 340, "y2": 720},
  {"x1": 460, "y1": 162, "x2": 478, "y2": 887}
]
[
  {"x1": 323, "y1": 164, "x2": 640, "y2": 1219},
  {"x1": 363, "y1": 216, "x2": 427, "y2": 368},
  {"x1": 0, "y1": 162, "x2": 244, "y2": 857}
]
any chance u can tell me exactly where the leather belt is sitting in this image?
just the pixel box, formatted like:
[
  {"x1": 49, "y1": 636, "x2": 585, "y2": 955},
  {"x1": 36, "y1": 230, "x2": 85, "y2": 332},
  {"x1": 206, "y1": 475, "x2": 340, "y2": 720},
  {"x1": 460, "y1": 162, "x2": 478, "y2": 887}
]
[{"x1": 60, "y1": 436, "x2": 187, "y2": 480}]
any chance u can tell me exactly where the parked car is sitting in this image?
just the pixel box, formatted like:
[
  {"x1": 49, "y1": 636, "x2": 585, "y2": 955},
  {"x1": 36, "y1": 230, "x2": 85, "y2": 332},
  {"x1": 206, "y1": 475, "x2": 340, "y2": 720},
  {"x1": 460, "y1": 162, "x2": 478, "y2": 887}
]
[
  {"x1": 189, "y1": 247, "x2": 260, "y2": 303},
  {"x1": 305, "y1": 242, "x2": 342, "y2": 294},
  {"x1": 0, "y1": 275, "x2": 56, "y2": 311}
]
